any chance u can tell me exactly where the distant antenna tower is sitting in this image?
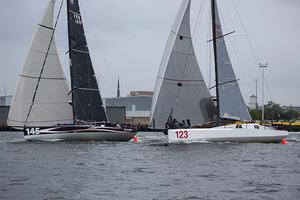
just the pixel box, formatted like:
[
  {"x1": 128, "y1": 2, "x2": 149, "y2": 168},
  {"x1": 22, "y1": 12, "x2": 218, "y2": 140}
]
[
  {"x1": 259, "y1": 63, "x2": 268, "y2": 121},
  {"x1": 117, "y1": 77, "x2": 120, "y2": 97}
]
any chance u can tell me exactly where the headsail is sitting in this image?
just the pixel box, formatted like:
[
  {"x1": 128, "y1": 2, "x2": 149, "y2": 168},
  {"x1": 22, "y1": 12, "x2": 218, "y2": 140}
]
[
  {"x1": 67, "y1": 0, "x2": 107, "y2": 123},
  {"x1": 7, "y1": 0, "x2": 73, "y2": 128},
  {"x1": 150, "y1": 0, "x2": 215, "y2": 129},
  {"x1": 214, "y1": 3, "x2": 252, "y2": 121}
]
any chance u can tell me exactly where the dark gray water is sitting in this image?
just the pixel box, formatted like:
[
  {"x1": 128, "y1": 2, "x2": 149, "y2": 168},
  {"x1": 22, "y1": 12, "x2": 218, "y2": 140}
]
[{"x1": 0, "y1": 131, "x2": 299, "y2": 200}]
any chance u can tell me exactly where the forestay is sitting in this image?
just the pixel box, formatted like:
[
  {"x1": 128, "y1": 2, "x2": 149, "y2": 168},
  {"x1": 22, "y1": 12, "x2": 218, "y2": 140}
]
[
  {"x1": 150, "y1": 0, "x2": 215, "y2": 129},
  {"x1": 7, "y1": 0, "x2": 73, "y2": 127}
]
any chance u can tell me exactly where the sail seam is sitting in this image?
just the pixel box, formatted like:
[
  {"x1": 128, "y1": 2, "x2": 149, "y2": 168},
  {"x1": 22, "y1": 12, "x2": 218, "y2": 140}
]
[
  {"x1": 177, "y1": 35, "x2": 192, "y2": 39},
  {"x1": 29, "y1": 49, "x2": 58, "y2": 55},
  {"x1": 20, "y1": 74, "x2": 66, "y2": 80},
  {"x1": 172, "y1": 50, "x2": 193, "y2": 56},
  {"x1": 158, "y1": 76, "x2": 205, "y2": 83},
  {"x1": 76, "y1": 88, "x2": 99, "y2": 91},
  {"x1": 73, "y1": 49, "x2": 89, "y2": 54},
  {"x1": 170, "y1": 31, "x2": 192, "y2": 39},
  {"x1": 69, "y1": 9, "x2": 81, "y2": 15}
]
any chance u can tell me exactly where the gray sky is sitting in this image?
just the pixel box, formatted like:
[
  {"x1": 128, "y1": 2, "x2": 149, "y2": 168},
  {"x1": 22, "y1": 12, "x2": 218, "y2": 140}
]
[{"x1": 0, "y1": 0, "x2": 299, "y2": 106}]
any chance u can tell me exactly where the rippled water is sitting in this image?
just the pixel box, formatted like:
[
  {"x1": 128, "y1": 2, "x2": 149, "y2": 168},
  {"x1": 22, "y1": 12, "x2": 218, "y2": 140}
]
[{"x1": 0, "y1": 131, "x2": 299, "y2": 200}]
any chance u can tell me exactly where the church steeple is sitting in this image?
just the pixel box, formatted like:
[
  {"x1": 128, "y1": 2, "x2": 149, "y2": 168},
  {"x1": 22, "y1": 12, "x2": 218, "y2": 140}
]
[{"x1": 117, "y1": 77, "x2": 120, "y2": 97}]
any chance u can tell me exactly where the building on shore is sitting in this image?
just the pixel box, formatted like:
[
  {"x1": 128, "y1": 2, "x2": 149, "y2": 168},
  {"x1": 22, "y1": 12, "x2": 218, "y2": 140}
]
[
  {"x1": 104, "y1": 91, "x2": 153, "y2": 126},
  {"x1": 282, "y1": 106, "x2": 300, "y2": 114},
  {"x1": 0, "y1": 95, "x2": 12, "y2": 107},
  {"x1": 248, "y1": 95, "x2": 257, "y2": 110},
  {"x1": 129, "y1": 91, "x2": 153, "y2": 97},
  {"x1": 0, "y1": 106, "x2": 9, "y2": 125},
  {"x1": 0, "y1": 95, "x2": 12, "y2": 128}
]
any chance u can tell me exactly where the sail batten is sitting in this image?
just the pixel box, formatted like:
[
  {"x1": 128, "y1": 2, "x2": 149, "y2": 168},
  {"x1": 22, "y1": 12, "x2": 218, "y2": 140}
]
[{"x1": 150, "y1": 0, "x2": 215, "y2": 129}]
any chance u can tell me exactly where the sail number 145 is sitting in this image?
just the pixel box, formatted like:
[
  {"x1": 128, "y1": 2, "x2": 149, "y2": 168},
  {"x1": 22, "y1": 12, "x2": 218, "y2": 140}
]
[
  {"x1": 25, "y1": 128, "x2": 40, "y2": 135},
  {"x1": 176, "y1": 130, "x2": 189, "y2": 139}
]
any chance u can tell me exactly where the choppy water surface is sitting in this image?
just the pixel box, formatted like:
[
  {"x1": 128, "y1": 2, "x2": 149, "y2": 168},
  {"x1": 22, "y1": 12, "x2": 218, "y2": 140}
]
[{"x1": 0, "y1": 131, "x2": 299, "y2": 200}]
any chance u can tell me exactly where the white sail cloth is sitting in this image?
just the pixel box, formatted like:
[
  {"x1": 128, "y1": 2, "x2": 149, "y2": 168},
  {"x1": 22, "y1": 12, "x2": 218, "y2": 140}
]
[
  {"x1": 150, "y1": 0, "x2": 215, "y2": 129},
  {"x1": 8, "y1": 0, "x2": 73, "y2": 127}
]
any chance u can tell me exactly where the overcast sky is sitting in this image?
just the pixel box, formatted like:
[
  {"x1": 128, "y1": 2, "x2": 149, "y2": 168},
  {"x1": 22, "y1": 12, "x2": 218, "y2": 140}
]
[{"x1": 0, "y1": 0, "x2": 299, "y2": 106}]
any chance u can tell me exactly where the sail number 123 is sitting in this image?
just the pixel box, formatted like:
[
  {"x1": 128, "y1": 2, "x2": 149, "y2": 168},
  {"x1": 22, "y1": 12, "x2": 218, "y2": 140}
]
[{"x1": 176, "y1": 130, "x2": 189, "y2": 139}]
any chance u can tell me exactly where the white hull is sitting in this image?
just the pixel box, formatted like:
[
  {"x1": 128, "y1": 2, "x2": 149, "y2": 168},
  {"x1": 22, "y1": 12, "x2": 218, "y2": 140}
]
[
  {"x1": 168, "y1": 125, "x2": 289, "y2": 144},
  {"x1": 24, "y1": 126, "x2": 137, "y2": 142}
]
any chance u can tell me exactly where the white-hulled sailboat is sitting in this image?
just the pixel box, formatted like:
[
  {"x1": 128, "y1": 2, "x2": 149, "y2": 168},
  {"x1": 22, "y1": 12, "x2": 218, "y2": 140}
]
[
  {"x1": 7, "y1": 0, "x2": 137, "y2": 141},
  {"x1": 149, "y1": 0, "x2": 288, "y2": 143}
]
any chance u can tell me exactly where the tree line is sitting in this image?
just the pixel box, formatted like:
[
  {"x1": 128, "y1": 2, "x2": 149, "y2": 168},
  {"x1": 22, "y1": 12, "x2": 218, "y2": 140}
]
[{"x1": 250, "y1": 101, "x2": 300, "y2": 121}]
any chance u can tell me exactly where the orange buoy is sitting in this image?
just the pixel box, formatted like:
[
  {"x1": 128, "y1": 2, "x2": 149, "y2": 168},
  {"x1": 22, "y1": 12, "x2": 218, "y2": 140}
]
[
  {"x1": 281, "y1": 139, "x2": 287, "y2": 145},
  {"x1": 133, "y1": 136, "x2": 139, "y2": 143}
]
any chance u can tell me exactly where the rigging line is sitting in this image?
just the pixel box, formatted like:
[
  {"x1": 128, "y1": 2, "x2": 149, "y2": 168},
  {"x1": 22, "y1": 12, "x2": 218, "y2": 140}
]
[
  {"x1": 25, "y1": 0, "x2": 65, "y2": 124},
  {"x1": 264, "y1": 76, "x2": 275, "y2": 102},
  {"x1": 232, "y1": 0, "x2": 275, "y2": 101},
  {"x1": 221, "y1": 4, "x2": 257, "y2": 82},
  {"x1": 260, "y1": 67, "x2": 275, "y2": 103},
  {"x1": 192, "y1": 0, "x2": 204, "y2": 39},
  {"x1": 231, "y1": 0, "x2": 259, "y2": 64},
  {"x1": 231, "y1": 48, "x2": 256, "y2": 81},
  {"x1": 80, "y1": 2, "x2": 115, "y2": 94}
]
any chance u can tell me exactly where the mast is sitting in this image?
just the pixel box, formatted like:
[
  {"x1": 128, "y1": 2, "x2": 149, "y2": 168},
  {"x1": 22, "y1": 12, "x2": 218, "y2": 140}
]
[
  {"x1": 66, "y1": 0, "x2": 76, "y2": 124},
  {"x1": 211, "y1": 0, "x2": 221, "y2": 125}
]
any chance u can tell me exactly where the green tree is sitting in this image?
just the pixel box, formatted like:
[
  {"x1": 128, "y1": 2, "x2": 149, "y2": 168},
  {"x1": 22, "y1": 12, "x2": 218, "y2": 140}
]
[{"x1": 249, "y1": 101, "x2": 299, "y2": 121}]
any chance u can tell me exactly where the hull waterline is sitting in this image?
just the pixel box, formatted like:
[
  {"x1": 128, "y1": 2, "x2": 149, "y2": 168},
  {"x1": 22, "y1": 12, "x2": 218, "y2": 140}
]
[
  {"x1": 168, "y1": 127, "x2": 289, "y2": 144},
  {"x1": 24, "y1": 126, "x2": 137, "y2": 142}
]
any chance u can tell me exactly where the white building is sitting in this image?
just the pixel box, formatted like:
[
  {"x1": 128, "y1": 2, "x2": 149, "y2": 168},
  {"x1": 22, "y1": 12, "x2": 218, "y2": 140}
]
[{"x1": 248, "y1": 95, "x2": 257, "y2": 110}]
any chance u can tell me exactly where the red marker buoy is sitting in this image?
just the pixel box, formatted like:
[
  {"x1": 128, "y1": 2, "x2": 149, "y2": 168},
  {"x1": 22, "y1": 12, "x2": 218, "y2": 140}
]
[
  {"x1": 133, "y1": 136, "x2": 139, "y2": 143},
  {"x1": 281, "y1": 139, "x2": 286, "y2": 145}
]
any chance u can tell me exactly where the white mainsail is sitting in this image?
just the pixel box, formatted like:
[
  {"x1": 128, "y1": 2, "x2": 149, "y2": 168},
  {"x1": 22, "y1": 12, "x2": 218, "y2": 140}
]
[
  {"x1": 7, "y1": 0, "x2": 73, "y2": 127},
  {"x1": 150, "y1": 0, "x2": 215, "y2": 129}
]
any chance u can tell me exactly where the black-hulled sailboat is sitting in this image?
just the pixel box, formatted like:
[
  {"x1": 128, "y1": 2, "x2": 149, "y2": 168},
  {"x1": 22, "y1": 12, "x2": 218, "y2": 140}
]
[
  {"x1": 149, "y1": 0, "x2": 288, "y2": 143},
  {"x1": 7, "y1": 0, "x2": 137, "y2": 141}
]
